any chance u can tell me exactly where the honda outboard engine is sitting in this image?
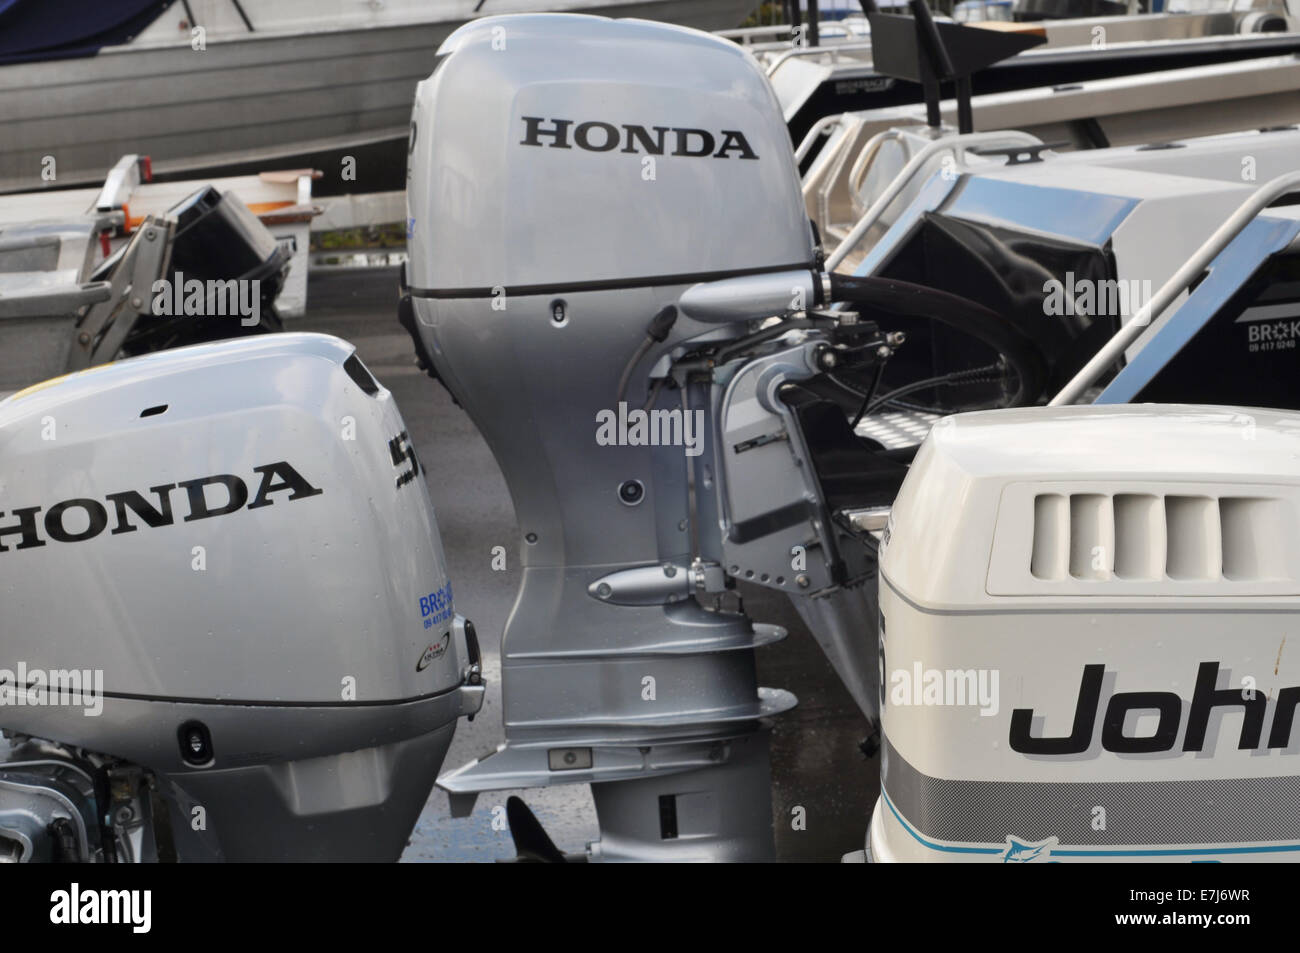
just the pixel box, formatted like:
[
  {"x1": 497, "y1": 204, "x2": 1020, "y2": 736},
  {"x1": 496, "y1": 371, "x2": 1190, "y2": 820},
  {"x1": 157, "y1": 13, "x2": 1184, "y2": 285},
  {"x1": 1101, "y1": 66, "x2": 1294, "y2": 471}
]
[
  {"x1": 401, "y1": 13, "x2": 1032, "y2": 859},
  {"x1": 403, "y1": 13, "x2": 809, "y2": 862},
  {"x1": 0, "y1": 334, "x2": 482, "y2": 861},
  {"x1": 872, "y1": 404, "x2": 1300, "y2": 862}
]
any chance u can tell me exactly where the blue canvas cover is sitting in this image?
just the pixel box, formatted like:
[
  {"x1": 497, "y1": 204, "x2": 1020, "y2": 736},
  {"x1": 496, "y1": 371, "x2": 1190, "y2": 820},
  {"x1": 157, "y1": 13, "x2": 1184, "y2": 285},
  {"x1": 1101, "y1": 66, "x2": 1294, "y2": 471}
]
[{"x1": 0, "y1": 0, "x2": 174, "y2": 64}]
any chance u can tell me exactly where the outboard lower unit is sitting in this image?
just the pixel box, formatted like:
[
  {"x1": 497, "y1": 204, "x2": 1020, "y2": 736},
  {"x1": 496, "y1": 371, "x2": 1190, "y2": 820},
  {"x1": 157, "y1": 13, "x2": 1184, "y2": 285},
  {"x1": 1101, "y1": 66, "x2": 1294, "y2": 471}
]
[
  {"x1": 402, "y1": 14, "x2": 1017, "y2": 859},
  {"x1": 0, "y1": 334, "x2": 482, "y2": 861}
]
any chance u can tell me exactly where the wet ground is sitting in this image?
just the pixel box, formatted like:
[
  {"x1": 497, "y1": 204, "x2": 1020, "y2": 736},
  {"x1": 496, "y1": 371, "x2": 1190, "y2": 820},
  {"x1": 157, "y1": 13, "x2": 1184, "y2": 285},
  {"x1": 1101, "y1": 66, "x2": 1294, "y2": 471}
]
[{"x1": 302, "y1": 267, "x2": 879, "y2": 862}]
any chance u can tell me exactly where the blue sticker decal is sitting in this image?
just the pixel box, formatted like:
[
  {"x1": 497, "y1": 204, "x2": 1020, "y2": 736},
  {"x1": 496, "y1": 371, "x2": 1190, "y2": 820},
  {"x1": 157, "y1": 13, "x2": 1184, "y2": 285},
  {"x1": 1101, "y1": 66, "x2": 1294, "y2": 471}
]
[{"x1": 419, "y1": 581, "x2": 454, "y2": 628}]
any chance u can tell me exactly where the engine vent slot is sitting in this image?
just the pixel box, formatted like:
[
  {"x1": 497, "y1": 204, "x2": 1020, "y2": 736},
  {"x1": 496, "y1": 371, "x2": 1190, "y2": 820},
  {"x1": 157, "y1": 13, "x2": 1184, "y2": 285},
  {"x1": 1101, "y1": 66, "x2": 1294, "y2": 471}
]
[
  {"x1": 1022, "y1": 490, "x2": 1285, "y2": 587},
  {"x1": 1165, "y1": 495, "x2": 1221, "y2": 580},
  {"x1": 1221, "y1": 497, "x2": 1286, "y2": 581},
  {"x1": 1068, "y1": 494, "x2": 1111, "y2": 580},
  {"x1": 1030, "y1": 493, "x2": 1067, "y2": 580},
  {"x1": 1113, "y1": 494, "x2": 1163, "y2": 580}
]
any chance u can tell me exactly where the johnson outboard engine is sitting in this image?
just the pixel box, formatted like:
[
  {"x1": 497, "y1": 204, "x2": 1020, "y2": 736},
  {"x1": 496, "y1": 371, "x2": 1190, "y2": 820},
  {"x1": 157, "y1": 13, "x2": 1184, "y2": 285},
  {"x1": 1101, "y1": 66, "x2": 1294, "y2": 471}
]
[
  {"x1": 0, "y1": 334, "x2": 482, "y2": 861},
  {"x1": 873, "y1": 405, "x2": 1300, "y2": 862},
  {"x1": 402, "y1": 14, "x2": 1040, "y2": 860}
]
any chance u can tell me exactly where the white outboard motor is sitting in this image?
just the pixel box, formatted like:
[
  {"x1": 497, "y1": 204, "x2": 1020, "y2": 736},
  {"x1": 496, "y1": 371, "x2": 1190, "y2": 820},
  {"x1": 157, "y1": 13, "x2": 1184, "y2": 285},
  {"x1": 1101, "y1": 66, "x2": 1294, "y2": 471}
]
[
  {"x1": 0, "y1": 334, "x2": 482, "y2": 861},
  {"x1": 872, "y1": 405, "x2": 1300, "y2": 862},
  {"x1": 399, "y1": 14, "x2": 1019, "y2": 859}
]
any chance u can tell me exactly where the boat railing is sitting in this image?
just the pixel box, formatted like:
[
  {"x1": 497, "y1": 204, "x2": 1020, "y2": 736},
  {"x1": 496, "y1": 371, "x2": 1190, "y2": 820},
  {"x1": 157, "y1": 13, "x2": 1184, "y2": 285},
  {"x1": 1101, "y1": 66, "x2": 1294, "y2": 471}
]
[
  {"x1": 824, "y1": 128, "x2": 1044, "y2": 272},
  {"x1": 0, "y1": 280, "x2": 111, "y2": 320},
  {"x1": 1050, "y1": 169, "x2": 1300, "y2": 405},
  {"x1": 846, "y1": 128, "x2": 906, "y2": 212},
  {"x1": 795, "y1": 114, "x2": 854, "y2": 164},
  {"x1": 765, "y1": 41, "x2": 875, "y2": 77},
  {"x1": 831, "y1": 127, "x2": 915, "y2": 232},
  {"x1": 0, "y1": 211, "x2": 173, "y2": 385},
  {"x1": 95, "y1": 154, "x2": 146, "y2": 214},
  {"x1": 716, "y1": 24, "x2": 799, "y2": 45}
]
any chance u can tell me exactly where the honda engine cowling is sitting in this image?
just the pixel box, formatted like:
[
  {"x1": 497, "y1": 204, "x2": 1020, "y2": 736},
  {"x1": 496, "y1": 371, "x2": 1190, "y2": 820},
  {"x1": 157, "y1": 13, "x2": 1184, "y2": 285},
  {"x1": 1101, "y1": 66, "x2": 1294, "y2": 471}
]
[
  {"x1": 403, "y1": 14, "x2": 894, "y2": 861},
  {"x1": 0, "y1": 333, "x2": 482, "y2": 861}
]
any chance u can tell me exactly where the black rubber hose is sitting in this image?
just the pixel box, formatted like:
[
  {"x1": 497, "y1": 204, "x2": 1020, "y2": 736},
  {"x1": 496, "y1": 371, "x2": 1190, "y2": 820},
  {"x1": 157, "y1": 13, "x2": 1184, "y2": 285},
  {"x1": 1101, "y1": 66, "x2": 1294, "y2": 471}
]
[
  {"x1": 865, "y1": 363, "x2": 1002, "y2": 416},
  {"x1": 827, "y1": 273, "x2": 1047, "y2": 407},
  {"x1": 615, "y1": 305, "x2": 678, "y2": 406}
]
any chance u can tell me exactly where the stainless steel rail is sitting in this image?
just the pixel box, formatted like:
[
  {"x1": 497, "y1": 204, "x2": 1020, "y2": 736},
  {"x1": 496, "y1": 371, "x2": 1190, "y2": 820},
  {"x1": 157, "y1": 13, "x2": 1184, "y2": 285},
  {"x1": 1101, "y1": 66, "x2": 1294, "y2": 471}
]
[
  {"x1": 765, "y1": 40, "x2": 874, "y2": 76},
  {"x1": 795, "y1": 113, "x2": 851, "y2": 164},
  {"x1": 825, "y1": 129, "x2": 1044, "y2": 271},
  {"x1": 1050, "y1": 169, "x2": 1300, "y2": 405}
]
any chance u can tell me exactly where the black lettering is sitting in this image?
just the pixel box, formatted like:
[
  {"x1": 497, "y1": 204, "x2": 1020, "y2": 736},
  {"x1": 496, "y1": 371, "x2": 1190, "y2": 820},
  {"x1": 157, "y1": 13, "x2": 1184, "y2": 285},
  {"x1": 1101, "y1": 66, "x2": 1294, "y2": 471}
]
[
  {"x1": 248, "y1": 462, "x2": 324, "y2": 510},
  {"x1": 621, "y1": 124, "x2": 669, "y2": 155},
  {"x1": 672, "y1": 128, "x2": 715, "y2": 157},
  {"x1": 0, "y1": 507, "x2": 45, "y2": 552},
  {"x1": 524, "y1": 118, "x2": 755, "y2": 159},
  {"x1": 1268, "y1": 686, "x2": 1300, "y2": 749},
  {"x1": 574, "y1": 121, "x2": 619, "y2": 152},
  {"x1": 105, "y1": 485, "x2": 176, "y2": 534},
  {"x1": 178, "y1": 475, "x2": 248, "y2": 522},
  {"x1": 519, "y1": 116, "x2": 572, "y2": 149},
  {"x1": 389, "y1": 432, "x2": 420, "y2": 489},
  {"x1": 715, "y1": 130, "x2": 758, "y2": 160},
  {"x1": 1184, "y1": 661, "x2": 1265, "y2": 751},
  {"x1": 1102, "y1": 691, "x2": 1181, "y2": 753},
  {"x1": 1010, "y1": 663, "x2": 1103, "y2": 755},
  {"x1": 44, "y1": 499, "x2": 108, "y2": 543}
]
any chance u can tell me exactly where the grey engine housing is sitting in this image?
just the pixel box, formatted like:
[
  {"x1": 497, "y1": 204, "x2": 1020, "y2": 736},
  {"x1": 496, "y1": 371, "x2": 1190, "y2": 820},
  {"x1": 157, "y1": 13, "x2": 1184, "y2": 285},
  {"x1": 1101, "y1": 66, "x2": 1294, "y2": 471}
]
[
  {"x1": 405, "y1": 14, "x2": 881, "y2": 860},
  {"x1": 0, "y1": 334, "x2": 483, "y2": 860}
]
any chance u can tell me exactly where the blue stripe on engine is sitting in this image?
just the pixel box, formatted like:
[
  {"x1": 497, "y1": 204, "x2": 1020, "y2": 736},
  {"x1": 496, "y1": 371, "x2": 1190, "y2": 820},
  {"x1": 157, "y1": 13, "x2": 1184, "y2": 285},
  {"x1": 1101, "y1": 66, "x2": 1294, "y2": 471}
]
[{"x1": 881, "y1": 788, "x2": 1300, "y2": 858}]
